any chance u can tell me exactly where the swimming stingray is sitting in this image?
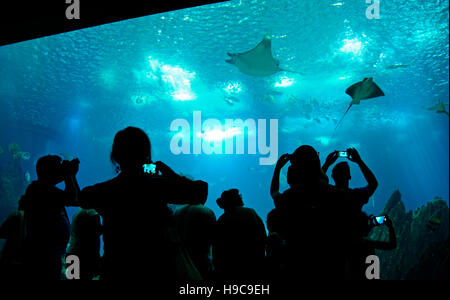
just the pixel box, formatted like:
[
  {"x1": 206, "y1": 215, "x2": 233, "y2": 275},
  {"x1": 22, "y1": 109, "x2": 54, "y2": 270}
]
[
  {"x1": 427, "y1": 100, "x2": 449, "y2": 117},
  {"x1": 334, "y1": 78, "x2": 385, "y2": 131},
  {"x1": 226, "y1": 34, "x2": 299, "y2": 77}
]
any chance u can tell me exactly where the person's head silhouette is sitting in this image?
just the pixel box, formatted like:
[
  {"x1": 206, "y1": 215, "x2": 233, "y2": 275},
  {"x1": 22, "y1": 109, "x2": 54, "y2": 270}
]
[
  {"x1": 289, "y1": 145, "x2": 328, "y2": 184},
  {"x1": 36, "y1": 155, "x2": 64, "y2": 184},
  {"x1": 217, "y1": 189, "x2": 243, "y2": 211},
  {"x1": 111, "y1": 127, "x2": 151, "y2": 174},
  {"x1": 331, "y1": 161, "x2": 351, "y2": 188}
]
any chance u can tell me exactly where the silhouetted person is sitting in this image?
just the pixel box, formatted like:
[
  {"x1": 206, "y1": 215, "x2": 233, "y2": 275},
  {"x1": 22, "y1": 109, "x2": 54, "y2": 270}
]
[
  {"x1": 66, "y1": 208, "x2": 102, "y2": 280},
  {"x1": 270, "y1": 145, "x2": 348, "y2": 280},
  {"x1": 79, "y1": 127, "x2": 208, "y2": 281},
  {"x1": 322, "y1": 148, "x2": 378, "y2": 212},
  {"x1": 19, "y1": 155, "x2": 80, "y2": 279},
  {"x1": 174, "y1": 201, "x2": 216, "y2": 279},
  {"x1": 213, "y1": 189, "x2": 267, "y2": 280},
  {"x1": 265, "y1": 208, "x2": 286, "y2": 279},
  {"x1": 348, "y1": 212, "x2": 396, "y2": 280},
  {"x1": 0, "y1": 210, "x2": 26, "y2": 279}
]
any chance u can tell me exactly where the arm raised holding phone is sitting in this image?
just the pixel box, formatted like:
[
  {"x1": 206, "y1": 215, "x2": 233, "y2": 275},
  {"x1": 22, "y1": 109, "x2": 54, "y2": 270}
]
[
  {"x1": 346, "y1": 148, "x2": 378, "y2": 197},
  {"x1": 270, "y1": 154, "x2": 291, "y2": 205}
]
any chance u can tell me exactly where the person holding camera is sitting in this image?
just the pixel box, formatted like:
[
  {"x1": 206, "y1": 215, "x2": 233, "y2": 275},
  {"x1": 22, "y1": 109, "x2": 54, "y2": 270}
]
[
  {"x1": 79, "y1": 127, "x2": 208, "y2": 281},
  {"x1": 269, "y1": 145, "x2": 348, "y2": 280},
  {"x1": 322, "y1": 147, "x2": 378, "y2": 211},
  {"x1": 348, "y1": 212, "x2": 397, "y2": 280},
  {"x1": 18, "y1": 155, "x2": 80, "y2": 279}
]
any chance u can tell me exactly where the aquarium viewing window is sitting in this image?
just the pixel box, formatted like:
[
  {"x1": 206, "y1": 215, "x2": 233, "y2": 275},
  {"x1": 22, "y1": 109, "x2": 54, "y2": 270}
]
[{"x1": 0, "y1": 0, "x2": 448, "y2": 286}]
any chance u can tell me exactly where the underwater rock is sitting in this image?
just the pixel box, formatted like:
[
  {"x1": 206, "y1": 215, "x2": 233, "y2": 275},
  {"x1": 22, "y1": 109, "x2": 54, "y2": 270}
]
[{"x1": 370, "y1": 190, "x2": 449, "y2": 280}]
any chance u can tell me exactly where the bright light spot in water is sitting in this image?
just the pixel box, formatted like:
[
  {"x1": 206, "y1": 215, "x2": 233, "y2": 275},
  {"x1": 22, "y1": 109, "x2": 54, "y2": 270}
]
[
  {"x1": 146, "y1": 56, "x2": 196, "y2": 101},
  {"x1": 340, "y1": 38, "x2": 362, "y2": 55},
  {"x1": 197, "y1": 127, "x2": 242, "y2": 142},
  {"x1": 224, "y1": 82, "x2": 242, "y2": 94},
  {"x1": 332, "y1": 2, "x2": 343, "y2": 6},
  {"x1": 338, "y1": 75, "x2": 351, "y2": 80},
  {"x1": 161, "y1": 65, "x2": 196, "y2": 101},
  {"x1": 171, "y1": 90, "x2": 196, "y2": 101},
  {"x1": 274, "y1": 76, "x2": 295, "y2": 87},
  {"x1": 148, "y1": 56, "x2": 161, "y2": 72}
]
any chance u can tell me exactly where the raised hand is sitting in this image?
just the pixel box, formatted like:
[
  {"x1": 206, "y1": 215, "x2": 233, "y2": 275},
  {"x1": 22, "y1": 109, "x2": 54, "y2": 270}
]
[
  {"x1": 347, "y1": 148, "x2": 362, "y2": 163},
  {"x1": 275, "y1": 153, "x2": 291, "y2": 170}
]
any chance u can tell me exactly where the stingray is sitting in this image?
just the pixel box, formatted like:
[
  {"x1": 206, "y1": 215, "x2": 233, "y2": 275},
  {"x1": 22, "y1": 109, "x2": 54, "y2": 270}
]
[
  {"x1": 226, "y1": 34, "x2": 299, "y2": 77},
  {"x1": 334, "y1": 78, "x2": 385, "y2": 132},
  {"x1": 427, "y1": 100, "x2": 449, "y2": 117}
]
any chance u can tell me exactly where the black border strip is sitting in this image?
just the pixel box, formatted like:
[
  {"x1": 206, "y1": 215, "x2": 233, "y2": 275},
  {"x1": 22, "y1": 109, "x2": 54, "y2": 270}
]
[{"x1": 0, "y1": 0, "x2": 228, "y2": 46}]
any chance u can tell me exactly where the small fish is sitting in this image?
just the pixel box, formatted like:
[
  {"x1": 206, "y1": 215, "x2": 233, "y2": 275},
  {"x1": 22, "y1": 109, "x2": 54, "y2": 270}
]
[
  {"x1": 8, "y1": 143, "x2": 20, "y2": 153},
  {"x1": 13, "y1": 151, "x2": 30, "y2": 160},
  {"x1": 135, "y1": 95, "x2": 145, "y2": 104},
  {"x1": 263, "y1": 95, "x2": 276, "y2": 104},
  {"x1": 429, "y1": 217, "x2": 441, "y2": 225},
  {"x1": 427, "y1": 100, "x2": 449, "y2": 117},
  {"x1": 60, "y1": 153, "x2": 76, "y2": 160},
  {"x1": 224, "y1": 97, "x2": 235, "y2": 106},
  {"x1": 385, "y1": 63, "x2": 410, "y2": 70},
  {"x1": 427, "y1": 217, "x2": 441, "y2": 232},
  {"x1": 226, "y1": 96, "x2": 240, "y2": 103},
  {"x1": 24, "y1": 171, "x2": 31, "y2": 182}
]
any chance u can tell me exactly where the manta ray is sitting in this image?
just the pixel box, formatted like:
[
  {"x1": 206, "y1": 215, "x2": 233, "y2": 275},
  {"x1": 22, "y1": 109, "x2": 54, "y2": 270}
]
[
  {"x1": 334, "y1": 78, "x2": 385, "y2": 131},
  {"x1": 427, "y1": 100, "x2": 449, "y2": 116},
  {"x1": 226, "y1": 34, "x2": 298, "y2": 77}
]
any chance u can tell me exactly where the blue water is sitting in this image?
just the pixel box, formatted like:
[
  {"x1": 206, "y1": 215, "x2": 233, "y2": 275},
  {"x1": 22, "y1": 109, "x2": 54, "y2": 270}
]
[{"x1": 0, "y1": 0, "x2": 448, "y2": 227}]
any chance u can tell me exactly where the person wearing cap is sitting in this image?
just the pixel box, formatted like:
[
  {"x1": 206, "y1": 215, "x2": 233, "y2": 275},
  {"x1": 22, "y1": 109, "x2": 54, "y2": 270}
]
[{"x1": 212, "y1": 189, "x2": 267, "y2": 280}]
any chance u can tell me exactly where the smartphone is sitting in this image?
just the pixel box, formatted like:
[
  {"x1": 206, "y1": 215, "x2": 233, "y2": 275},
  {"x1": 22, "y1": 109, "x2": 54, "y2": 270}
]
[
  {"x1": 143, "y1": 163, "x2": 156, "y2": 174},
  {"x1": 338, "y1": 151, "x2": 348, "y2": 158},
  {"x1": 375, "y1": 216, "x2": 386, "y2": 225}
]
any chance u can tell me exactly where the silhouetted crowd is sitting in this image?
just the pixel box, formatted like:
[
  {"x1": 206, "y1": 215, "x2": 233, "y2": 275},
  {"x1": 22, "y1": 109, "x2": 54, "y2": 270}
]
[{"x1": 0, "y1": 127, "x2": 396, "y2": 281}]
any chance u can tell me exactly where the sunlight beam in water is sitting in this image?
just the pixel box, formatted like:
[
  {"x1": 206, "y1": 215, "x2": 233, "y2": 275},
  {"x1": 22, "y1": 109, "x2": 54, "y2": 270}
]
[
  {"x1": 161, "y1": 65, "x2": 196, "y2": 101},
  {"x1": 146, "y1": 56, "x2": 197, "y2": 101}
]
